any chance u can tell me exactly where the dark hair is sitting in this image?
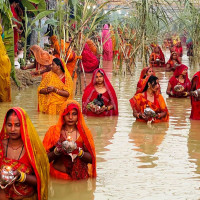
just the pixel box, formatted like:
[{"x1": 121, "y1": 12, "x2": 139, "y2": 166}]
[
  {"x1": 6, "y1": 109, "x2": 17, "y2": 122},
  {"x1": 97, "y1": 70, "x2": 104, "y2": 76},
  {"x1": 9, "y1": 0, "x2": 19, "y2": 4},
  {"x1": 53, "y1": 58, "x2": 65, "y2": 73},
  {"x1": 143, "y1": 75, "x2": 158, "y2": 92}
]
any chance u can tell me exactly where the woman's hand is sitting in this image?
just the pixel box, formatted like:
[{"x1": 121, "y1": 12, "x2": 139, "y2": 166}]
[
  {"x1": 141, "y1": 113, "x2": 149, "y2": 121},
  {"x1": 95, "y1": 106, "x2": 107, "y2": 114},
  {"x1": 30, "y1": 71, "x2": 38, "y2": 76},
  {"x1": 47, "y1": 86, "x2": 55, "y2": 93},
  {"x1": 13, "y1": 170, "x2": 21, "y2": 182}
]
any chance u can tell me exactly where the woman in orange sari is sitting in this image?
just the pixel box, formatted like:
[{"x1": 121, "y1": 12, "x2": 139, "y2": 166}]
[
  {"x1": 22, "y1": 45, "x2": 53, "y2": 78},
  {"x1": 38, "y1": 58, "x2": 73, "y2": 115},
  {"x1": 136, "y1": 67, "x2": 155, "y2": 94},
  {"x1": 129, "y1": 75, "x2": 169, "y2": 123},
  {"x1": 0, "y1": 107, "x2": 49, "y2": 200},
  {"x1": 43, "y1": 100, "x2": 96, "y2": 180},
  {"x1": 166, "y1": 52, "x2": 181, "y2": 72},
  {"x1": 166, "y1": 64, "x2": 191, "y2": 98},
  {"x1": 149, "y1": 45, "x2": 165, "y2": 67},
  {"x1": 0, "y1": 24, "x2": 11, "y2": 102},
  {"x1": 190, "y1": 71, "x2": 200, "y2": 120}
]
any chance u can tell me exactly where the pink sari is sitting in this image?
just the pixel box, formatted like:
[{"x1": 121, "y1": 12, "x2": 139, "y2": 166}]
[{"x1": 102, "y1": 24, "x2": 113, "y2": 61}]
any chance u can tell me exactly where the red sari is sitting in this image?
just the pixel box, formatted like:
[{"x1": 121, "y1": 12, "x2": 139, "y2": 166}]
[
  {"x1": 169, "y1": 64, "x2": 191, "y2": 97},
  {"x1": 149, "y1": 45, "x2": 165, "y2": 67},
  {"x1": 136, "y1": 67, "x2": 155, "y2": 94},
  {"x1": 0, "y1": 107, "x2": 49, "y2": 200},
  {"x1": 166, "y1": 52, "x2": 181, "y2": 71},
  {"x1": 82, "y1": 68, "x2": 118, "y2": 116},
  {"x1": 190, "y1": 71, "x2": 200, "y2": 120}
]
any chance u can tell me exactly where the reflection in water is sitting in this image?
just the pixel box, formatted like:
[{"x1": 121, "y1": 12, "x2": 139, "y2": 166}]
[
  {"x1": 129, "y1": 122, "x2": 168, "y2": 168},
  {"x1": 188, "y1": 120, "x2": 200, "y2": 176},
  {"x1": 49, "y1": 178, "x2": 96, "y2": 200}
]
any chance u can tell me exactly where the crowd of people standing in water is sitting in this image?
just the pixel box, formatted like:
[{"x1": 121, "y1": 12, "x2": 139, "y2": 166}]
[{"x1": 0, "y1": 10, "x2": 200, "y2": 198}]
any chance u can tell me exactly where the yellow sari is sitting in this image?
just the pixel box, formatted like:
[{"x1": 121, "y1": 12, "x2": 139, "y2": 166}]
[
  {"x1": 38, "y1": 62, "x2": 73, "y2": 115},
  {"x1": 0, "y1": 24, "x2": 11, "y2": 102}
]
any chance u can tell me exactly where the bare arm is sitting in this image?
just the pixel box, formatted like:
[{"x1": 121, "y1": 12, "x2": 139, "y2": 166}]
[{"x1": 166, "y1": 82, "x2": 172, "y2": 96}]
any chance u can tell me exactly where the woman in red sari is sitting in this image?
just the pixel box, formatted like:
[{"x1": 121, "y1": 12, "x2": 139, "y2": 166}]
[
  {"x1": 130, "y1": 75, "x2": 169, "y2": 123},
  {"x1": 149, "y1": 45, "x2": 165, "y2": 67},
  {"x1": 82, "y1": 68, "x2": 118, "y2": 116},
  {"x1": 166, "y1": 52, "x2": 181, "y2": 72},
  {"x1": 190, "y1": 71, "x2": 200, "y2": 120},
  {"x1": 0, "y1": 107, "x2": 49, "y2": 200},
  {"x1": 43, "y1": 100, "x2": 96, "y2": 180},
  {"x1": 166, "y1": 64, "x2": 191, "y2": 98},
  {"x1": 136, "y1": 67, "x2": 155, "y2": 94},
  {"x1": 172, "y1": 42, "x2": 183, "y2": 61}
]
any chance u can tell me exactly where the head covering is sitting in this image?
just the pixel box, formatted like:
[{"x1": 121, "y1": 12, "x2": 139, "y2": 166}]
[
  {"x1": 0, "y1": 107, "x2": 49, "y2": 200},
  {"x1": 82, "y1": 68, "x2": 118, "y2": 115},
  {"x1": 153, "y1": 45, "x2": 165, "y2": 63},
  {"x1": 43, "y1": 100, "x2": 96, "y2": 177},
  {"x1": 173, "y1": 64, "x2": 188, "y2": 77},
  {"x1": 30, "y1": 45, "x2": 53, "y2": 66},
  {"x1": 139, "y1": 67, "x2": 155, "y2": 80}
]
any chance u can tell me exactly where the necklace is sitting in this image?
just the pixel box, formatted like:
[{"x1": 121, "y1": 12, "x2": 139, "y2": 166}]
[{"x1": 6, "y1": 139, "x2": 24, "y2": 160}]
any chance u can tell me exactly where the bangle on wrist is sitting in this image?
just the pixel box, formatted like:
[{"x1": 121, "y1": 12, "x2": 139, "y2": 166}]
[
  {"x1": 55, "y1": 89, "x2": 59, "y2": 94},
  {"x1": 136, "y1": 113, "x2": 140, "y2": 118},
  {"x1": 17, "y1": 171, "x2": 26, "y2": 183},
  {"x1": 107, "y1": 106, "x2": 111, "y2": 111},
  {"x1": 38, "y1": 71, "x2": 41, "y2": 75},
  {"x1": 54, "y1": 147, "x2": 61, "y2": 156},
  {"x1": 157, "y1": 113, "x2": 161, "y2": 118},
  {"x1": 78, "y1": 148, "x2": 84, "y2": 158}
]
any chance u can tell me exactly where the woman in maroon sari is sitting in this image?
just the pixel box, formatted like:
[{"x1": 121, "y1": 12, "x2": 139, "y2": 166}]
[
  {"x1": 82, "y1": 68, "x2": 118, "y2": 116},
  {"x1": 166, "y1": 64, "x2": 191, "y2": 98},
  {"x1": 166, "y1": 52, "x2": 181, "y2": 72},
  {"x1": 190, "y1": 71, "x2": 200, "y2": 120}
]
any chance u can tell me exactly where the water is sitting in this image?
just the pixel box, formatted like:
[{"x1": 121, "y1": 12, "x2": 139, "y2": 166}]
[{"x1": 1, "y1": 49, "x2": 200, "y2": 199}]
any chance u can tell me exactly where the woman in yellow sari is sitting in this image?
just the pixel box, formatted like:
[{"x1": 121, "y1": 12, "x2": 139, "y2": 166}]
[
  {"x1": 0, "y1": 107, "x2": 49, "y2": 200},
  {"x1": 38, "y1": 58, "x2": 73, "y2": 115},
  {"x1": 0, "y1": 24, "x2": 11, "y2": 102}
]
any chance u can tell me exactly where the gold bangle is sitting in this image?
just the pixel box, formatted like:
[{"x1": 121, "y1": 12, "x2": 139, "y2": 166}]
[
  {"x1": 56, "y1": 89, "x2": 59, "y2": 94},
  {"x1": 38, "y1": 71, "x2": 41, "y2": 75},
  {"x1": 78, "y1": 149, "x2": 83, "y2": 157},
  {"x1": 107, "y1": 106, "x2": 111, "y2": 111},
  {"x1": 54, "y1": 147, "x2": 61, "y2": 156},
  {"x1": 17, "y1": 172, "x2": 26, "y2": 183}
]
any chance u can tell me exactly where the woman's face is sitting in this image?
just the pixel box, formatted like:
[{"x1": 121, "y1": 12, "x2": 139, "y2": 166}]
[
  {"x1": 149, "y1": 79, "x2": 159, "y2": 92},
  {"x1": 63, "y1": 108, "x2": 78, "y2": 127},
  {"x1": 6, "y1": 114, "x2": 21, "y2": 140},
  {"x1": 95, "y1": 72, "x2": 104, "y2": 85},
  {"x1": 182, "y1": 68, "x2": 188, "y2": 76},
  {"x1": 146, "y1": 68, "x2": 154, "y2": 76},
  {"x1": 154, "y1": 46, "x2": 159, "y2": 53},
  {"x1": 172, "y1": 53, "x2": 177, "y2": 60},
  {"x1": 51, "y1": 61, "x2": 58, "y2": 73}
]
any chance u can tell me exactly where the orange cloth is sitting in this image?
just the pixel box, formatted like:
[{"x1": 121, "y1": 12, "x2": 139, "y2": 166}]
[
  {"x1": 86, "y1": 39, "x2": 97, "y2": 56},
  {"x1": 129, "y1": 92, "x2": 169, "y2": 123},
  {"x1": 43, "y1": 100, "x2": 96, "y2": 179},
  {"x1": 0, "y1": 24, "x2": 11, "y2": 102},
  {"x1": 0, "y1": 107, "x2": 49, "y2": 200},
  {"x1": 50, "y1": 35, "x2": 77, "y2": 78},
  {"x1": 38, "y1": 63, "x2": 73, "y2": 115}
]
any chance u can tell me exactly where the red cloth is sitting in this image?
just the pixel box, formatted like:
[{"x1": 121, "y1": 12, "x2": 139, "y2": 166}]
[
  {"x1": 81, "y1": 43, "x2": 99, "y2": 73},
  {"x1": 11, "y1": 5, "x2": 18, "y2": 53},
  {"x1": 190, "y1": 71, "x2": 200, "y2": 120},
  {"x1": 169, "y1": 64, "x2": 191, "y2": 96},
  {"x1": 166, "y1": 52, "x2": 181, "y2": 70},
  {"x1": 149, "y1": 45, "x2": 165, "y2": 67},
  {"x1": 172, "y1": 45, "x2": 183, "y2": 57},
  {"x1": 82, "y1": 68, "x2": 118, "y2": 116}
]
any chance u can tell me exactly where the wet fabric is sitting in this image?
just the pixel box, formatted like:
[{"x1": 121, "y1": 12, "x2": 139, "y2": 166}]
[
  {"x1": 190, "y1": 71, "x2": 200, "y2": 120},
  {"x1": 129, "y1": 92, "x2": 169, "y2": 123},
  {"x1": 43, "y1": 100, "x2": 96, "y2": 180},
  {"x1": 166, "y1": 52, "x2": 181, "y2": 70},
  {"x1": 149, "y1": 45, "x2": 165, "y2": 67},
  {"x1": 82, "y1": 68, "x2": 118, "y2": 116},
  {"x1": 0, "y1": 107, "x2": 49, "y2": 200},
  {"x1": 38, "y1": 61, "x2": 73, "y2": 115},
  {"x1": 169, "y1": 64, "x2": 191, "y2": 97},
  {"x1": 0, "y1": 25, "x2": 11, "y2": 102}
]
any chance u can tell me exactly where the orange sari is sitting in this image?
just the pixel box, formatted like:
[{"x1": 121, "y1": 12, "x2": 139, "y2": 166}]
[
  {"x1": 38, "y1": 61, "x2": 73, "y2": 115},
  {"x1": 129, "y1": 92, "x2": 169, "y2": 123},
  {"x1": 0, "y1": 107, "x2": 49, "y2": 200},
  {"x1": 0, "y1": 24, "x2": 11, "y2": 102},
  {"x1": 43, "y1": 100, "x2": 96, "y2": 180}
]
